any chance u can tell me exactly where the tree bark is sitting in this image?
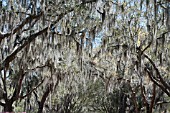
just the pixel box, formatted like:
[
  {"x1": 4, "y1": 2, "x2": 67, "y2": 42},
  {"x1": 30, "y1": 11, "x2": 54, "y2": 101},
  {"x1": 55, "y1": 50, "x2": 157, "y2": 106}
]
[
  {"x1": 37, "y1": 84, "x2": 52, "y2": 113},
  {"x1": 119, "y1": 91, "x2": 127, "y2": 113},
  {"x1": 3, "y1": 100, "x2": 13, "y2": 112}
]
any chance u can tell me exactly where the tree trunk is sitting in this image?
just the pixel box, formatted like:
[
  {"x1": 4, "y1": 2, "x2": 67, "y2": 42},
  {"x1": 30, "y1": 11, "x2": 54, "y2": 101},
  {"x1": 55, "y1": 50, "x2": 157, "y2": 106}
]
[
  {"x1": 37, "y1": 85, "x2": 51, "y2": 113},
  {"x1": 119, "y1": 92, "x2": 127, "y2": 113},
  {"x1": 4, "y1": 100, "x2": 13, "y2": 112}
]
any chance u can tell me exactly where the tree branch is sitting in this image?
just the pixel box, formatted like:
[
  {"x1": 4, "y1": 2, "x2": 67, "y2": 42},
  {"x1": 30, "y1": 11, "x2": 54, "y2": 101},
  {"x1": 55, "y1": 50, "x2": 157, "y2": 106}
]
[
  {"x1": 11, "y1": 69, "x2": 25, "y2": 102},
  {"x1": 145, "y1": 68, "x2": 170, "y2": 96},
  {"x1": 130, "y1": 86, "x2": 139, "y2": 113},
  {"x1": 141, "y1": 31, "x2": 168, "y2": 55},
  {"x1": 53, "y1": 0, "x2": 97, "y2": 24},
  {"x1": 141, "y1": 36, "x2": 153, "y2": 55},
  {"x1": 0, "y1": 0, "x2": 98, "y2": 72},
  {"x1": 19, "y1": 79, "x2": 44, "y2": 100},
  {"x1": 144, "y1": 54, "x2": 170, "y2": 92},
  {"x1": 37, "y1": 84, "x2": 53, "y2": 113},
  {"x1": 140, "y1": 81, "x2": 148, "y2": 108},
  {"x1": 1, "y1": 69, "x2": 7, "y2": 101},
  {"x1": 82, "y1": 0, "x2": 97, "y2": 4},
  {"x1": 0, "y1": 12, "x2": 43, "y2": 41},
  {"x1": 26, "y1": 64, "x2": 51, "y2": 72},
  {"x1": 0, "y1": 27, "x2": 48, "y2": 71},
  {"x1": 149, "y1": 84, "x2": 156, "y2": 113}
]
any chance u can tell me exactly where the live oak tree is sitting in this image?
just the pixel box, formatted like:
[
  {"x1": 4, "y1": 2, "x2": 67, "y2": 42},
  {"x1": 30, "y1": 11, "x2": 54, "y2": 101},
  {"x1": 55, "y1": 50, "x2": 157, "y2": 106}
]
[
  {"x1": 0, "y1": 0, "x2": 100, "y2": 112},
  {"x1": 0, "y1": 0, "x2": 170, "y2": 113}
]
